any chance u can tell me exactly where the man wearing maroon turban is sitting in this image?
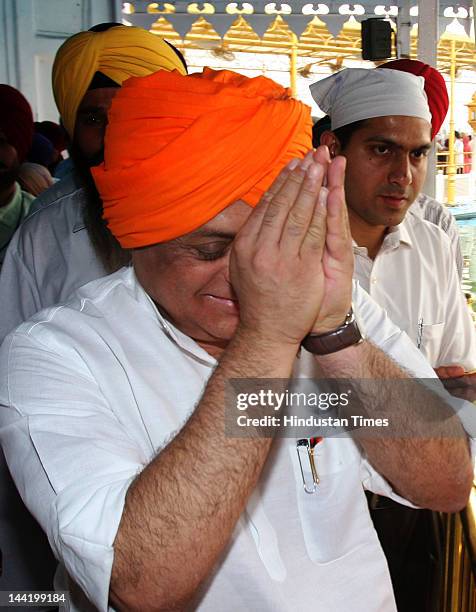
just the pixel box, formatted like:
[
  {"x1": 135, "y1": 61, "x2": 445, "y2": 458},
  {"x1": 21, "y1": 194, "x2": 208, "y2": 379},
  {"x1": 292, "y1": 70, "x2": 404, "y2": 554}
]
[
  {"x1": 0, "y1": 85, "x2": 35, "y2": 266},
  {"x1": 0, "y1": 67, "x2": 473, "y2": 612}
]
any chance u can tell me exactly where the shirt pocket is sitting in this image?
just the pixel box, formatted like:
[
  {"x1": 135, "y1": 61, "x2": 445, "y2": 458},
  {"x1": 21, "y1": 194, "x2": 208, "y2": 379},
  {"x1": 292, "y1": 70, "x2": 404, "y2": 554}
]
[
  {"x1": 419, "y1": 322, "x2": 445, "y2": 364},
  {"x1": 291, "y1": 439, "x2": 374, "y2": 564}
]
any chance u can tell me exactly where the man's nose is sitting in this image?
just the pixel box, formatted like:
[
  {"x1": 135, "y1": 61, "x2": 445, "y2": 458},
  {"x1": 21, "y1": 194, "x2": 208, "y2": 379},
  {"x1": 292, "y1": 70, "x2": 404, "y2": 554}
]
[{"x1": 388, "y1": 153, "x2": 412, "y2": 187}]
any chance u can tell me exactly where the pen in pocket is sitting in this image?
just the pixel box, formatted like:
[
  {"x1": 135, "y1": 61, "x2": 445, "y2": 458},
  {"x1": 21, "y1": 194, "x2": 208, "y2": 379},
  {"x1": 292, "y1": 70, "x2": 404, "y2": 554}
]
[{"x1": 416, "y1": 317, "x2": 423, "y2": 349}]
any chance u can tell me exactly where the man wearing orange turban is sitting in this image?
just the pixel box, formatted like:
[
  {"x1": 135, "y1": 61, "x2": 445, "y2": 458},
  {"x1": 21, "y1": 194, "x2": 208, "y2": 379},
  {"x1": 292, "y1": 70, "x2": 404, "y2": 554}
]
[{"x1": 1, "y1": 66, "x2": 473, "y2": 612}]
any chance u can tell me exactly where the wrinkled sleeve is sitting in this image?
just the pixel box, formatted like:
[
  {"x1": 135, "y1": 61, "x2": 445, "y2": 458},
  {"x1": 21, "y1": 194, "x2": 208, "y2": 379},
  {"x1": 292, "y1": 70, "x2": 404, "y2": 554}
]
[
  {"x1": 444, "y1": 214, "x2": 464, "y2": 280},
  {"x1": 0, "y1": 329, "x2": 148, "y2": 611},
  {"x1": 0, "y1": 234, "x2": 42, "y2": 344},
  {"x1": 352, "y1": 282, "x2": 476, "y2": 505}
]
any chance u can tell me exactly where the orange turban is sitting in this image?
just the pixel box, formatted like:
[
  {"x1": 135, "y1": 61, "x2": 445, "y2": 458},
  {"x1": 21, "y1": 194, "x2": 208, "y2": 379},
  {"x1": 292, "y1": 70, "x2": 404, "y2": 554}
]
[{"x1": 91, "y1": 68, "x2": 312, "y2": 248}]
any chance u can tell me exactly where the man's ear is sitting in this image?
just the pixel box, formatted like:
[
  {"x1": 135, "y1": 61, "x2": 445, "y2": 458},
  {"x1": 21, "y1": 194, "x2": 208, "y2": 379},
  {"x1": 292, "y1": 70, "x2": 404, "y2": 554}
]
[{"x1": 320, "y1": 131, "x2": 341, "y2": 158}]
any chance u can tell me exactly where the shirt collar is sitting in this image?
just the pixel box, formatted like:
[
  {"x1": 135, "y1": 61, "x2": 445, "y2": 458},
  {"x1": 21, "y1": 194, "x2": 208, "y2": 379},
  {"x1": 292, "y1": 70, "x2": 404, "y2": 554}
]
[
  {"x1": 352, "y1": 215, "x2": 413, "y2": 255},
  {"x1": 130, "y1": 268, "x2": 217, "y2": 368},
  {"x1": 394, "y1": 216, "x2": 413, "y2": 247},
  {"x1": 72, "y1": 188, "x2": 88, "y2": 233}
]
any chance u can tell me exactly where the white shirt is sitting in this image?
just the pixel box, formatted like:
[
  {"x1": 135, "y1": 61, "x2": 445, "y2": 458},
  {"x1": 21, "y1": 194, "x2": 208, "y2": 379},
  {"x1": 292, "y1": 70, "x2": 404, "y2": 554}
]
[
  {"x1": 0, "y1": 174, "x2": 107, "y2": 345},
  {"x1": 353, "y1": 215, "x2": 476, "y2": 370},
  {"x1": 455, "y1": 138, "x2": 464, "y2": 167},
  {"x1": 409, "y1": 193, "x2": 463, "y2": 279},
  {"x1": 0, "y1": 267, "x2": 469, "y2": 612}
]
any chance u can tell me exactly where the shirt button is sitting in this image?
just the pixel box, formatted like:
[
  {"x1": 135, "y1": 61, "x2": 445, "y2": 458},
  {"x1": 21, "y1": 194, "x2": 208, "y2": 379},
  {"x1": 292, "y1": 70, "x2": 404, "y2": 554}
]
[{"x1": 371, "y1": 277, "x2": 377, "y2": 284}]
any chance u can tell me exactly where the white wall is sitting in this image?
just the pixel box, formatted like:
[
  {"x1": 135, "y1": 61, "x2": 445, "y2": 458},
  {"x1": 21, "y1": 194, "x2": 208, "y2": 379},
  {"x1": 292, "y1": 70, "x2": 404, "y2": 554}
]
[{"x1": 0, "y1": 0, "x2": 121, "y2": 121}]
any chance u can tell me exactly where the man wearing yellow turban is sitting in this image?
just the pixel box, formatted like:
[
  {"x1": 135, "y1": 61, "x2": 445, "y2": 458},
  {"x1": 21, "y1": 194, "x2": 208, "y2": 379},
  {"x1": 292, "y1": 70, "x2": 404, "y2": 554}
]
[
  {"x1": 0, "y1": 22, "x2": 187, "y2": 340},
  {"x1": 0, "y1": 67, "x2": 472, "y2": 612},
  {"x1": 53, "y1": 24, "x2": 186, "y2": 140},
  {"x1": 0, "y1": 22, "x2": 187, "y2": 601}
]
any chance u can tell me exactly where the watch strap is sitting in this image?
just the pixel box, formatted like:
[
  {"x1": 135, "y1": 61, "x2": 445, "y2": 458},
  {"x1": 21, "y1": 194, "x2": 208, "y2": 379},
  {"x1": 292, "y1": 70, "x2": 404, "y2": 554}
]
[{"x1": 301, "y1": 308, "x2": 363, "y2": 355}]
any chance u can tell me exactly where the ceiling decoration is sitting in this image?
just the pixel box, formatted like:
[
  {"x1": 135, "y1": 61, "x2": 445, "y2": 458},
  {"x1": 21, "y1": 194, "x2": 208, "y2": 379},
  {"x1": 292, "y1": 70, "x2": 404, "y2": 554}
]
[{"x1": 123, "y1": 1, "x2": 475, "y2": 70}]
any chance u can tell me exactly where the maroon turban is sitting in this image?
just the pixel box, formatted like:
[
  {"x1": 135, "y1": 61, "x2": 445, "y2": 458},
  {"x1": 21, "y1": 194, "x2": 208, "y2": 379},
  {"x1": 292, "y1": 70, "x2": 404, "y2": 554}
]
[
  {"x1": 379, "y1": 59, "x2": 448, "y2": 139},
  {"x1": 0, "y1": 85, "x2": 34, "y2": 163}
]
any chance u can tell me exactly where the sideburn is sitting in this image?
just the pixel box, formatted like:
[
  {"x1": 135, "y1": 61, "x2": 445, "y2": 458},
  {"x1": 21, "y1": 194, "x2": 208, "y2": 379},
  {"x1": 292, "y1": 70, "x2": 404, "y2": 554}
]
[{"x1": 71, "y1": 146, "x2": 131, "y2": 274}]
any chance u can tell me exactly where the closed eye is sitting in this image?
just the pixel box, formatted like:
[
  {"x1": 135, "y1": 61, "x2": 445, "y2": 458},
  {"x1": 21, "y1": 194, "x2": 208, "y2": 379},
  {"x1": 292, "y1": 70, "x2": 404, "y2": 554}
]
[
  {"x1": 193, "y1": 241, "x2": 232, "y2": 261},
  {"x1": 197, "y1": 250, "x2": 228, "y2": 261}
]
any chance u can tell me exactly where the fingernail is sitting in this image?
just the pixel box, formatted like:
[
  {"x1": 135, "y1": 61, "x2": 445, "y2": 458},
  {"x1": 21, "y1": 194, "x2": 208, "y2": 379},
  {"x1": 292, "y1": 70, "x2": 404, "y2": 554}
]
[
  {"x1": 306, "y1": 164, "x2": 321, "y2": 182},
  {"x1": 287, "y1": 158, "x2": 299, "y2": 170},
  {"x1": 318, "y1": 187, "x2": 329, "y2": 208},
  {"x1": 300, "y1": 156, "x2": 312, "y2": 171}
]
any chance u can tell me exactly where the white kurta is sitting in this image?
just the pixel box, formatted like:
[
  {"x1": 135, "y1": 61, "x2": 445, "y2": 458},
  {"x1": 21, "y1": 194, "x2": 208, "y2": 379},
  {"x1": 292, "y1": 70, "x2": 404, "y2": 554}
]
[
  {"x1": 353, "y1": 214, "x2": 476, "y2": 369},
  {"x1": 0, "y1": 174, "x2": 107, "y2": 345},
  {"x1": 0, "y1": 267, "x2": 471, "y2": 612}
]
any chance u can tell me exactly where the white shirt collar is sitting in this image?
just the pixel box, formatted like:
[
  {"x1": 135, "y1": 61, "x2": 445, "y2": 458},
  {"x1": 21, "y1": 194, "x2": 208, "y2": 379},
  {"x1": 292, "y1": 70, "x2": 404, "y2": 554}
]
[
  {"x1": 131, "y1": 267, "x2": 217, "y2": 368},
  {"x1": 352, "y1": 215, "x2": 413, "y2": 256}
]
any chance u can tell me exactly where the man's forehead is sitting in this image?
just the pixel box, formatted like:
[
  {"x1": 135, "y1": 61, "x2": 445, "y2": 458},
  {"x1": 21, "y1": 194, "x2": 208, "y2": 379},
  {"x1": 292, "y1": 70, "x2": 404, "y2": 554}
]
[
  {"x1": 362, "y1": 115, "x2": 431, "y2": 133},
  {"x1": 78, "y1": 87, "x2": 118, "y2": 112},
  {"x1": 355, "y1": 115, "x2": 432, "y2": 143},
  {"x1": 185, "y1": 200, "x2": 252, "y2": 240}
]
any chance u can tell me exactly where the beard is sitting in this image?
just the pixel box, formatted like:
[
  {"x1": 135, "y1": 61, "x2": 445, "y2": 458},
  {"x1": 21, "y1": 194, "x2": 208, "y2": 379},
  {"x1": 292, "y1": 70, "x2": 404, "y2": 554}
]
[
  {"x1": 69, "y1": 144, "x2": 130, "y2": 274},
  {"x1": 69, "y1": 143, "x2": 104, "y2": 169}
]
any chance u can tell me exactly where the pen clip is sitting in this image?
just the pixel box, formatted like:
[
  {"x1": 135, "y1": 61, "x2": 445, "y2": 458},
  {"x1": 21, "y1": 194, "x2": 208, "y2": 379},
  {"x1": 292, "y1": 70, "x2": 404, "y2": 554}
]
[
  {"x1": 416, "y1": 317, "x2": 424, "y2": 349},
  {"x1": 296, "y1": 438, "x2": 320, "y2": 494}
]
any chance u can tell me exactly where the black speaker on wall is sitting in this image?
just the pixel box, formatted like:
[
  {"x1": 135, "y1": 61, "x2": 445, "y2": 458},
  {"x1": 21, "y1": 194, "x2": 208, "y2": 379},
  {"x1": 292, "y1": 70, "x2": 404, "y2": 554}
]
[{"x1": 361, "y1": 18, "x2": 393, "y2": 60}]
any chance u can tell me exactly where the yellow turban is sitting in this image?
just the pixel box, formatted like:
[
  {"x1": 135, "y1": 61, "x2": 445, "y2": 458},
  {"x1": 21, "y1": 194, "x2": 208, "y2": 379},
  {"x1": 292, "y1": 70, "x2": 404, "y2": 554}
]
[{"x1": 52, "y1": 25, "x2": 187, "y2": 138}]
